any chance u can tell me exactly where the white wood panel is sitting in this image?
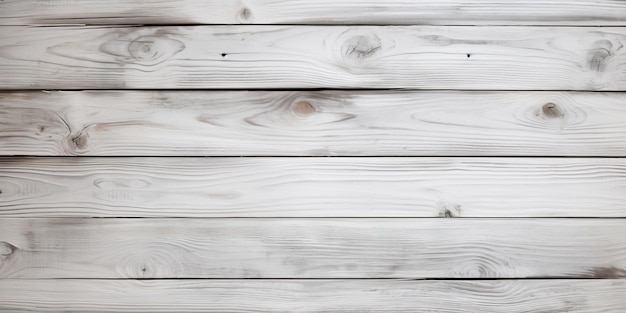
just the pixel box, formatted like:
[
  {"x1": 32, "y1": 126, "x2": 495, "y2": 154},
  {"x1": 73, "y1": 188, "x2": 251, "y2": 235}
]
[
  {"x1": 1, "y1": 279, "x2": 625, "y2": 312},
  {"x1": 2, "y1": 91, "x2": 626, "y2": 156},
  {"x1": 1, "y1": 26, "x2": 625, "y2": 90},
  {"x1": 1, "y1": 218, "x2": 625, "y2": 278},
  {"x1": 1, "y1": 157, "x2": 625, "y2": 217},
  {"x1": 2, "y1": 0, "x2": 626, "y2": 26}
]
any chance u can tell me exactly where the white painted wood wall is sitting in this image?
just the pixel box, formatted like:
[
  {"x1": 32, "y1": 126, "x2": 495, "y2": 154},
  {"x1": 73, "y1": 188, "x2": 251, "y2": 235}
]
[{"x1": 1, "y1": 1, "x2": 626, "y2": 311}]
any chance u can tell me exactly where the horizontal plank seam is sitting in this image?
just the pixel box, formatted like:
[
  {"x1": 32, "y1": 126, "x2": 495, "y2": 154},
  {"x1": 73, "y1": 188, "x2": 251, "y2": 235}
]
[
  {"x1": 4, "y1": 277, "x2": 625, "y2": 281},
  {"x1": 4, "y1": 89, "x2": 626, "y2": 92},
  {"x1": 0, "y1": 216, "x2": 626, "y2": 220},
  {"x1": 2, "y1": 217, "x2": 626, "y2": 219},
  {"x1": 2, "y1": 24, "x2": 626, "y2": 27},
  {"x1": 2, "y1": 156, "x2": 626, "y2": 158}
]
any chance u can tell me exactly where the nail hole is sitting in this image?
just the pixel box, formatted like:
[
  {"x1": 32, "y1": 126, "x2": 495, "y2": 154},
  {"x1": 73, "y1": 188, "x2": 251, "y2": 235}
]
[
  {"x1": 221, "y1": 53, "x2": 227, "y2": 57},
  {"x1": 466, "y1": 54, "x2": 471, "y2": 58}
]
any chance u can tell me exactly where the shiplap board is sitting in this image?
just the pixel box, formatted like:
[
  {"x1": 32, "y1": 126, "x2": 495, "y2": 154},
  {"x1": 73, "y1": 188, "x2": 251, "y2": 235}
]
[
  {"x1": 2, "y1": 0, "x2": 626, "y2": 26},
  {"x1": 1, "y1": 26, "x2": 625, "y2": 90},
  {"x1": 2, "y1": 91, "x2": 626, "y2": 156},
  {"x1": 1, "y1": 279, "x2": 625, "y2": 312},
  {"x1": 1, "y1": 218, "x2": 625, "y2": 279},
  {"x1": 1, "y1": 157, "x2": 625, "y2": 217}
]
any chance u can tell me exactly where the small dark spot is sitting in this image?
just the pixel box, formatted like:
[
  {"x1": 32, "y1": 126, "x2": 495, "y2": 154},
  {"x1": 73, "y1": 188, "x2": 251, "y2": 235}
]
[
  {"x1": 221, "y1": 53, "x2": 227, "y2": 57},
  {"x1": 587, "y1": 40, "x2": 613, "y2": 72},
  {"x1": 0, "y1": 189, "x2": 2, "y2": 194},
  {"x1": 466, "y1": 53, "x2": 471, "y2": 58},
  {"x1": 588, "y1": 50, "x2": 611, "y2": 72},
  {"x1": 293, "y1": 101, "x2": 316, "y2": 116},
  {"x1": 24, "y1": 231, "x2": 35, "y2": 244},
  {"x1": 38, "y1": 126, "x2": 45, "y2": 133},
  {"x1": 541, "y1": 103, "x2": 563, "y2": 119},
  {"x1": 71, "y1": 134, "x2": 87, "y2": 149},
  {"x1": 386, "y1": 264, "x2": 401, "y2": 274},
  {"x1": 239, "y1": 7, "x2": 252, "y2": 20},
  {"x1": 438, "y1": 203, "x2": 461, "y2": 218}
]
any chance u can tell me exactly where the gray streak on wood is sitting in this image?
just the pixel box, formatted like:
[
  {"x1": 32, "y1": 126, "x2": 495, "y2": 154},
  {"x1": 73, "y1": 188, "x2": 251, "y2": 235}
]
[
  {"x1": 2, "y1": 91, "x2": 626, "y2": 156},
  {"x1": 0, "y1": 218, "x2": 624, "y2": 279},
  {"x1": 1, "y1": 26, "x2": 625, "y2": 90},
  {"x1": 1, "y1": 157, "x2": 625, "y2": 217}
]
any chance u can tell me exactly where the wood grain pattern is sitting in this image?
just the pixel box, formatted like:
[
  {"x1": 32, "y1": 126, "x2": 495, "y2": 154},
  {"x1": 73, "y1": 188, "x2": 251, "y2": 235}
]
[
  {"x1": 2, "y1": 0, "x2": 626, "y2": 26},
  {"x1": 1, "y1": 279, "x2": 625, "y2": 312},
  {"x1": 1, "y1": 26, "x2": 625, "y2": 90},
  {"x1": 1, "y1": 218, "x2": 625, "y2": 279},
  {"x1": 2, "y1": 157, "x2": 625, "y2": 217},
  {"x1": 2, "y1": 91, "x2": 626, "y2": 156}
]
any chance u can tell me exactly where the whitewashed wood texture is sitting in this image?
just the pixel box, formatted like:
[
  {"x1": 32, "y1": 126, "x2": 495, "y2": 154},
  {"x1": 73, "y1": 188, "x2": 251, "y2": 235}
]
[
  {"x1": 1, "y1": 157, "x2": 625, "y2": 217},
  {"x1": 1, "y1": 26, "x2": 625, "y2": 90},
  {"x1": 2, "y1": 91, "x2": 626, "y2": 156},
  {"x1": 2, "y1": 0, "x2": 626, "y2": 26},
  {"x1": 1, "y1": 279, "x2": 625, "y2": 312},
  {"x1": 1, "y1": 218, "x2": 625, "y2": 279}
]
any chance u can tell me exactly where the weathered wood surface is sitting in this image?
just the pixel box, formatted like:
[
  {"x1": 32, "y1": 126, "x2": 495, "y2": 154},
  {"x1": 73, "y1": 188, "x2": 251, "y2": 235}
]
[
  {"x1": 1, "y1": 218, "x2": 625, "y2": 279},
  {"x1": 1, "y1": 26, "x2": 625, "y2": 90},
  {"x1": 2, "y1": 157, "x2": 625, "y2": 217},
  {"x1": 2, "y1": 0, "x2": 626, "y2": 26},
  {"x1": 1, "y1": 279, "x2": 625, "y2": 312},
  {"x1": 2, "y1": 91, "x2": 626, "y2": 156}
]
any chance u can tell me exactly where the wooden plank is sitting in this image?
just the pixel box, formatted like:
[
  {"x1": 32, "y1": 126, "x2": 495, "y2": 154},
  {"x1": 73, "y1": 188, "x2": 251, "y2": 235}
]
[
  {"x1": 1, "y1": 157, "x2": 625, "y2": 218},
  {"x1": 1, "y1": 26, "x2": 625, "y2": 90},
  {"x1": 3, "y1": 91, "x2": 626, "y2": 156},
  {"x1": 1, "y1": 279, "x2": 625, "y2": 312},
  {"x1": 1, "y1": 218, "x2": 625, "y2": 278},
  {"x1": 2, "y1": 0, "x2": 626, "y2": 26}
]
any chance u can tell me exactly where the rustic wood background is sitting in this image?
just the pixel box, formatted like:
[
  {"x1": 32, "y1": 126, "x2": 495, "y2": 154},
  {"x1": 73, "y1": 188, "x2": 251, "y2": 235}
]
[{"x1": 1, "y1": 1, "x2": 626, "y2": 312}]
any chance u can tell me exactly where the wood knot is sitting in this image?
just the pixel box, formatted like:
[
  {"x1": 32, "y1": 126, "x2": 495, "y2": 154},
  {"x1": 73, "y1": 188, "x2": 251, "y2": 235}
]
[
  {"x1": 70, "y1": 134, "x2": 88, "y2": 150},
  {"x1": 0, "y1": 241, "x2": 16, "y2": 257},
  {"x1": 438, "y1": 202, "x2": 461, "y2": 218},
  {"x1": 541, "y1": 103, "x2": 564, "y2": 119},
  {"x1": 128, "y1": 36, "x2": 185, "y2": 64},
  {"x1": 293, "y1": 101, "x2": 316, "y2": 116},
  {"x1": 587, "y1": 39, "x2": 614, "y2": 72},
  {"x1": 238, "y1": 7, "x2": 252, "y2": 21},
  {"x1": 342, "y1": 34, "x2": 382, "y2": 62},
  {"x1": 101, "y1": 33, "x2": 185, "y2": 66}
]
